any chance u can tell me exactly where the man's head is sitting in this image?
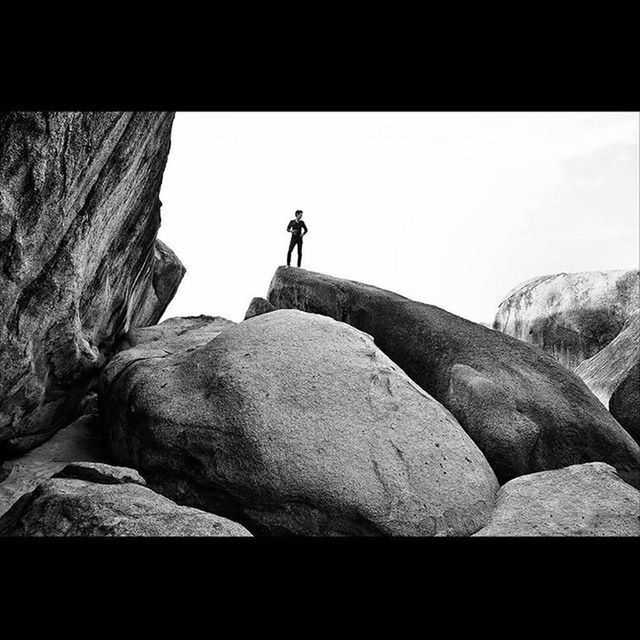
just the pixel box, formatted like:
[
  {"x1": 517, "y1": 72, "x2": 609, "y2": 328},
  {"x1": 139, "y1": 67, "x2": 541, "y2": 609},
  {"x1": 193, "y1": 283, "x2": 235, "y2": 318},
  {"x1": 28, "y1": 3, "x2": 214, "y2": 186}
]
[{"x1": 295, "y1": 210, "x2": 303, "y2": 220}]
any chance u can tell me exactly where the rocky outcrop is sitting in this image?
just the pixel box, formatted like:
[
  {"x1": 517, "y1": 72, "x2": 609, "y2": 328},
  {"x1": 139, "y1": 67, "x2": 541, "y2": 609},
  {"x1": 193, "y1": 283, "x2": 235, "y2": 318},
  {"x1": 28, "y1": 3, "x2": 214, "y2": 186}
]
[
  {"x1": 267, "y1": 267, "x2": 640, "y2": 488},
  {"x1": 474, "y1": 463, "x2": 640, "y2": 536},
  {"x1": 100, "y1": 309, "x2": 499, "y2": 536},
  {"x1": 493, "y1": 270, "x2": 639, "y2": 369},
  {"x1": 53, "y1": 461, "x2": 146, "y2": 486},
  {"x1": 0, "y1": 112, "x2": 183, "y2": 454},
  {"x1": 0, "y1": 466, "x2": 251, "y2": 537},
  {"x1": 0, "y1": 414, "x2": 107, "y2": 517},
  {"x1": 609, "y1": 363, "x2": 639, "y2": 445},
  {"x1": 116, "y1": 315, "x2": 234, "y2": 355},
  {"x1": 575, "y1": 310, "x2": 639, "y2": 406},
  {"x1": 244, "y1": 297, "x2": 276, "y2": 320}
]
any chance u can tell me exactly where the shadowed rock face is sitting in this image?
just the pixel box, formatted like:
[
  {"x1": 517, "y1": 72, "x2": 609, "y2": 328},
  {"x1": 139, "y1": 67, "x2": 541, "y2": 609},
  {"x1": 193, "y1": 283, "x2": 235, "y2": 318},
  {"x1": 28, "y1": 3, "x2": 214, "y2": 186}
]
[
  {"x1": 493, "y1": 270, "x2": 639, "y2": 369},
  {"x1": 100, "y1": 310, "x2": 500, "y2": 536},
  {"x1": 609, "y1": 363, "x2": 640, "y2": 445},
  {"x1": 474, "y1": 463, "x2": 640, "y2": 537},
  {"x1": 0, "y1": 468, "x2": 251, "y2": 537},
  {"x1": 575, "y1": 310, "x2": 639, "y2": 408},
  {"x1": 267, "y1": 267, "x2": 640, "y2": 489},
  {"x1": 0, "y1": 112, "x2": 183, "y2": 454}
]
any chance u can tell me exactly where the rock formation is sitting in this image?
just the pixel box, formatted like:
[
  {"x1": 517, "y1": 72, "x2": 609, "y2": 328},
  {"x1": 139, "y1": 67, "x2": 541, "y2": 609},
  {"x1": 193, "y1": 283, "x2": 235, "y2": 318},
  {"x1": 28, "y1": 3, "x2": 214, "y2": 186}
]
[
  {"x1": 116, "y1": 315, "x2": 234, "y2": 354},
  {"x1": 0, "y1": 463, "x2": 251, "y2": 536},
  {"x1": 0, "y1": 414, "x2": 107, "y2": 517},
  {"x1": 0, "y1": 111, "x2": 183, "y2": 454},
  {"x1": 244, "y1": 296, "x2": 276, "y2": 320},
  {"x1": 267, "y1": 267, "x2": 640, "y2": 488},
  {"x1": 53, "y1": 461, "x2": 146, "y2": 486},
  {"x1": 609, "y1": 363, "x2": 639, "y2": 445},
  {"x1": 493, "y1": 270, "x2": 639, "y2": 369},
  {"x1": 100, "y1": 309, "x2": 500, "y2": 536},
  {"x1": 574, "y1": 309, "x2": 639, "y2": 406},
  {"x1": 474, "y1": 463, "x2": 640, "y2": 536}
]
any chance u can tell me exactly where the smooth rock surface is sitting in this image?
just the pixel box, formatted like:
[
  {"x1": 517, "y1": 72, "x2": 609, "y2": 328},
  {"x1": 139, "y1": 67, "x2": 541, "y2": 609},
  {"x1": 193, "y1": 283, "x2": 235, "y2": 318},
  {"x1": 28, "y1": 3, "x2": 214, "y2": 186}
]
[
  {"x1": 493, "y1": 269, "x2": 639, "y2": 369},
  {"x1": 575, "y1": 310, "x2": 639, "y2": 406},
  {"x1": 474, "y1": 462, "x2": 640, "y2": 536},
  {"x1": 267, "y1": 267, "x2": 640, "y2": 488},
  {"x1": 244, "y1": 296, "x2": 276, "y2": 320},
  {"x1": 0, "y1": 473, "x2": 252, "y2": 537},
  {"x1": 100, "y1": 309, "x2": 499, "y2": 536},
  {"x1": 0, "y1": 414, "x2": 108, "y2": 517},
  {"x1": 609, "y1": 363, "x2": 639, "y2": 445},
  {"x1": 0, "y1": 112, "x2": 183, "y2": 454}
]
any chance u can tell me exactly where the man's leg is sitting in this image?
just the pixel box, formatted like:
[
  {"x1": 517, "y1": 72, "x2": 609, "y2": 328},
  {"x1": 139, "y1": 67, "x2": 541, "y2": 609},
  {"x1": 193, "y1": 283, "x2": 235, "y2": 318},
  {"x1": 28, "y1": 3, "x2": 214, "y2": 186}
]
[
  {"x1": 297, "y1": 238, "x2": 303, "y2": 267},
  {"x1": 287, "y1": 236, "x2": 296, "y2": 266}
]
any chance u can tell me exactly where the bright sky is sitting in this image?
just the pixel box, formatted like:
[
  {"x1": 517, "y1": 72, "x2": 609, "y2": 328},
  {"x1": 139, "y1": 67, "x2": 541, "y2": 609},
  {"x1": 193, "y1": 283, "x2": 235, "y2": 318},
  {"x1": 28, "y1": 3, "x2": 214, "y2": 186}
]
[{"x1": 158, "y1": 112, "x2": 639, "y2": 325}]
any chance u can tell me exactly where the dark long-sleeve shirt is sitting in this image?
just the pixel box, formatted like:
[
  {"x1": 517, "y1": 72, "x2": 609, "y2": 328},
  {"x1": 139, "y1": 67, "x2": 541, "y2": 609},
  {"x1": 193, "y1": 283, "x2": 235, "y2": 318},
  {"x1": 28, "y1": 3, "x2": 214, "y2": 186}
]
[{"x1": 287, "y1": 219, "x2": 308, "y2": 237}]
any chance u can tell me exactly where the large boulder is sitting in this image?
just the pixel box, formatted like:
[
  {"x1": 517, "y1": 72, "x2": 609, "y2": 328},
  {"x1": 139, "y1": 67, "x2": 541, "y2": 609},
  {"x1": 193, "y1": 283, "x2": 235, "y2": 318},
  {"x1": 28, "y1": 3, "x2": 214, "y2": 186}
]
[
  {"x1": 0, "y1": 112, "x2": 183, "y2": 454},
  {"x1": 0, "y1": 465, "x2": 251, "y2": 537},
  {"x1": 474, "y1": 463, "x2": 640, "y2": 536},
  {"x1": 609, "y1": 363, "x2": 639, "y2": 445},
  {"x1": 575, "y1": 310, "x2": 639, "y2": 406},
  {"x1": 267, "y1": 267, "x2": 640, "y2": 488},
  {"x1": 493, "y1": 270, "x2": 639, "y2": 369},
  {"x1": 100, "y1": 309, "x2": 499, "y2": 536}
]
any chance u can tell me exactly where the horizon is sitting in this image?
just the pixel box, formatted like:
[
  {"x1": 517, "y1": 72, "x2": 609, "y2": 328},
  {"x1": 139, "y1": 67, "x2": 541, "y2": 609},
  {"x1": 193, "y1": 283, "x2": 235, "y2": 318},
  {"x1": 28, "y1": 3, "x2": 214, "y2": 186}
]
[{"x1": 158, "y1": 111, "x2": 639, "y2": 324}]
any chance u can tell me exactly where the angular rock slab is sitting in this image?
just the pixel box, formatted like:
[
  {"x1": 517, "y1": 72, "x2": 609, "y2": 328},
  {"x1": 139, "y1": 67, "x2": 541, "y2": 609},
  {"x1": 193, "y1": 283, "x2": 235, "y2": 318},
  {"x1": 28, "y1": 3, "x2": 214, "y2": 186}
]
[
  {"x1": 267, "y1": 267, "x2": 640, "y2": 488},
  {"x1": 0, "y1": 112, "x2": 183, "y2": 453},
  {"x1": 100, "y1": 309, "x2": 499, "y2": 536},
  {"x1": 575, "y1": 310, "x2": 639, "y2": 407},
  {"x1": 493, "y1": 269, "x2": 639, "y2": 369},
  {"x1": 609, "y1": 363, "x2": 640, "y2": 446},
  {"x1": 53, "y1": 461, "x2": 146, "y2": 486},
  {"x1": 117, "y1": 315, "x2": 235, "y2": 355},
  {"x1": 0, "y1": 472, "x2": 251, "y2": 537},
  {"x1": 474, "y1": 463, "x2": 640, "y2": 536},
  {"x1": 244, "y1": 297, "x2": 276, "y2": 320}
]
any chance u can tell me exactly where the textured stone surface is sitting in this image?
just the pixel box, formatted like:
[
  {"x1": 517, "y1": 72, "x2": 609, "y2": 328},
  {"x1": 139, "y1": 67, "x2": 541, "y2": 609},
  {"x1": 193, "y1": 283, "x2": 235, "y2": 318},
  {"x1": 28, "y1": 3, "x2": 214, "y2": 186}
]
[
  {"x1": 474, "y1": 463, "x2": 640, "y2": 536},
  {"x1": 0, "y1": 473, "x2": 252, "y2": 537},
  {"x1": 267, "y1": 267, "x2": 640, "y2": 488},
  {"x1": 493, "y1": 270, "x2": 639, "y2": 369},
  {"x1": 575, "y1": 310, "x2": 639, "y2": 407},
  {"x1": 609, "y1": 363, "x2": 640, "y2": 446},
  {"x1": 53, "y1": 461, "x2": 146, "y2": 486},
  {"x1": 244, "y1": 296, "x2": 276, "y2": 320},
  {"x1": 0, "y1": 111, "x2": 183, "y2": 454},
  {"x1": 0, "y1": 414, "x2": 108, "y2": 517},
  {"x1": 116, "y1": 315, "x2": 234, "y2": 355},
  {"x1": 100, "y1": 309, "x2": 499, "y2": 536}
]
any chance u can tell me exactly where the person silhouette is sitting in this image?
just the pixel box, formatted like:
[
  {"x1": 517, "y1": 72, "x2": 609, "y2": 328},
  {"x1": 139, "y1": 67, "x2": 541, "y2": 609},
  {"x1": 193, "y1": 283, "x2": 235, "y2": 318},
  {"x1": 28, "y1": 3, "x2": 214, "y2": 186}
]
[{"x1": 286, "y1": 210, "x2": 308, "y2": 267}]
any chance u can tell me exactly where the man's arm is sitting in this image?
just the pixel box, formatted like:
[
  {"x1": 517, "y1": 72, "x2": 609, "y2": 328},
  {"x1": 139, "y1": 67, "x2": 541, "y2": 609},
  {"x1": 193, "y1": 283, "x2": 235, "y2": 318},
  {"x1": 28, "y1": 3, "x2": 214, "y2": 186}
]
[
  {"x1": 302, "y1": 221, "x2": 308, "y2": 235},
  {"x1": 286, "y1": 220, "x2": 293, "y2": 232}
]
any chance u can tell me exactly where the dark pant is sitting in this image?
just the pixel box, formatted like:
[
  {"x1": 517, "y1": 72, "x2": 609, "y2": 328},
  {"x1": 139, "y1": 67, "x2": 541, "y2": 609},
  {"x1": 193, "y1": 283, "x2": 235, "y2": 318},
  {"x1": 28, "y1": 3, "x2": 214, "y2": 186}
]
[{"x1": 287, "y1": 235, "x2": 303, "y2": 267}]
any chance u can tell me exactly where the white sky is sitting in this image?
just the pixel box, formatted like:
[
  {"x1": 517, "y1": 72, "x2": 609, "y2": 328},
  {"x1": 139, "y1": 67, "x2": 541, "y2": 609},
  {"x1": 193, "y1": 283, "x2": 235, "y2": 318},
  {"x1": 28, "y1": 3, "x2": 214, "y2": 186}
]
[{"x1": 158, "y1": 112, "x2": 639, "y2": 324}]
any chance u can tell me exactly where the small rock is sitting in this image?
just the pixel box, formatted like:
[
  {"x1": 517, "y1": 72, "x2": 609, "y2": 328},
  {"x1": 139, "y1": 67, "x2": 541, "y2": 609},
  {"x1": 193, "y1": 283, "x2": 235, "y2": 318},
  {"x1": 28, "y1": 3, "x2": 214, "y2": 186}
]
[
  {"x1": 53, "y1": 462, "x2": 146, "y2": 486},
  {"x1": 244, "y1": 297, "x2": 276, "y2": 320}
]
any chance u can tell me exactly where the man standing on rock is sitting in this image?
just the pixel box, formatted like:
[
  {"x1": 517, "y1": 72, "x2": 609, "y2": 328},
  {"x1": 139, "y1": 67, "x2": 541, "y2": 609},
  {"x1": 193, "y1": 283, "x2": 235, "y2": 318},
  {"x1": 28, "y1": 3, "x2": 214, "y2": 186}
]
[{"x1": 286, "y1": 210, "x2": 308, "y2": 268}]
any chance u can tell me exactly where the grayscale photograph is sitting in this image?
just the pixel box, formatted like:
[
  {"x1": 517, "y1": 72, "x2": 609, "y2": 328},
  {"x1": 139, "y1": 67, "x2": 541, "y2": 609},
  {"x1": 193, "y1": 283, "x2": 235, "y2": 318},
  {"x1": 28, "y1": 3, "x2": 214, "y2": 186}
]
[{"x1": 0, "y1": 111, "x2": 638, "y2": 538}]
